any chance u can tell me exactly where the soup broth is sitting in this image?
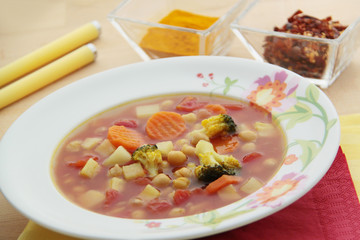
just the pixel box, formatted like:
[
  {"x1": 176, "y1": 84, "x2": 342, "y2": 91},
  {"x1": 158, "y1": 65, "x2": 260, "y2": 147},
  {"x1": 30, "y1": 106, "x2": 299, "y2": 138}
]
[{"x1": 52, "y1": 94, "x2": 286, "y2": 219}]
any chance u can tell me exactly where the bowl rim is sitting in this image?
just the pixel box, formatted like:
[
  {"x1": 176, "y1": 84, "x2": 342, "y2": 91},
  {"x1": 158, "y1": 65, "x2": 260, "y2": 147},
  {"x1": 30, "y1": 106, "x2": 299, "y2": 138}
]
[{"x1": 0, "y1": 56, "x2": 340, "y2": 240}]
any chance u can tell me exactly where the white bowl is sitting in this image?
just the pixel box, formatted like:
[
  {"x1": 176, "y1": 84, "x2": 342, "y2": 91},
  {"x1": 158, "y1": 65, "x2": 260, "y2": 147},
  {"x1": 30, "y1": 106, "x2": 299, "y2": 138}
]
[{"x1": 0, "y1": 56, "x2": 340, "y2": 240}]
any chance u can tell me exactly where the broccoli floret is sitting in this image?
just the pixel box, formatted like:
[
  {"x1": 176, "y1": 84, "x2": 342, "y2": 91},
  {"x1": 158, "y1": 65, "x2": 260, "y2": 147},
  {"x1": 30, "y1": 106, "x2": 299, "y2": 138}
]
[
  {"x1": 196, "y1": 114, "x2": 237, "y2": 139},
  {"x1": 194, "y1": 140, "x2": 241, "y2": 183},
  {"x1": 132, "y1": 144, "x2": 163, "y2": 178}
]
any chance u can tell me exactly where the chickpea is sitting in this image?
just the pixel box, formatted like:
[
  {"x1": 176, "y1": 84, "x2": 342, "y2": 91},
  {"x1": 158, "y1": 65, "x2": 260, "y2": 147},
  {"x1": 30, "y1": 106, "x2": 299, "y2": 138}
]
[
  {"x1": 175, "y1": 139, "x2": 189, "y2": 149},
  {"x1": 241, "y1": 142, "x2": 256, "y2": 152},
  {"x1": 152, "y1": 173, "x2": 171, "y2": 188},
  {"x1": 167, "y1": 151, "x2": 187, "y2": 166},
  {"x1": 189, "y1": 132, "x2": 209, "y2": 146},
  {"x1": 169, "y1": 208, "x2": 186, "y2": 217},
  {"x1": 181, "y1": 144, "x2": 196, "y2": 157},
  {"x1": 197, "y1": 109, "x2": 211, "y2": 120},
  {"x1": 263, "y1": 158, "x2": 277, "y2": 168},
  {"x1": 238, "y1": 130, "x2": 257, "y2": 142},
  {"x1": 182, "y1": 113, "x2": 197, "y2": 124},
  {"x1": 173, "y1": 177, "x2": 190, "y2": 189},
  {"x1": 130, "y1": 197, "x2": 144, "y2": 207},
  {"x1": 174, "y1": 167, "x2": 192, "y2": 178}
]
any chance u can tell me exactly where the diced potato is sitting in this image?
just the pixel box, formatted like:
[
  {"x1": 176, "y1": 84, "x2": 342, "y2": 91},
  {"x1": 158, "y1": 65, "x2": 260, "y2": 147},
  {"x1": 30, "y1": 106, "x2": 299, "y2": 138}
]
[
  {"x1": 122, "y1": 163, "x2": 145, "y2": 180},
  {"x1": 95, "y1": 139, "x2": 116, "y2": 157},
  {"x1": 254, "y1": 122, "x2": 276, "y2": 137},
  {"x1": 107, "y1": 164, "x2": 123, "y2": 177},
  {"x1": 81, "y1": 137, "x2": 102, "y2": 150},
  {"x1": 66, "y1": 140, "x2": 82, "y2": 152},
  {"x1": 156, "y1": 141, "x2": 173, "y2": 157},
  {"x1": 79, "y1": 158, "x2": 101, "y2": 178},
  {"x1": 152, "y1": 173, "x2": 171, "y2": 188},
  {"x1": 240, "y1": 177, "x2": 264, "y2": 194},
  {"x1": 217, "y1": 184, "x2": 241, "y2": 202},
  {"x1": 136, "y1": 104, "x2": 160, "y2": 118},
  {"x1": 109, "y1": 177, "x2": 125, "y2": 192},
  {"x1": 102, "y1": 146, "x2": 131, "y2": 167},
  {"x1": 78, "y1": 190, "x2": 105, "y2": 208},
  {"x1": 138, "y1": 184, "x2": 160, "y2": 201}
]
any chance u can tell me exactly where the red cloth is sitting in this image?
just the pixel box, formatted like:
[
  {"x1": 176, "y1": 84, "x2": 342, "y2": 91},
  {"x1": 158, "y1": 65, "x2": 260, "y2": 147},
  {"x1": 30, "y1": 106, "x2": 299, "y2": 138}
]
[{"x1": 201, "y1": 147, "x2": 360, "y2": 240}]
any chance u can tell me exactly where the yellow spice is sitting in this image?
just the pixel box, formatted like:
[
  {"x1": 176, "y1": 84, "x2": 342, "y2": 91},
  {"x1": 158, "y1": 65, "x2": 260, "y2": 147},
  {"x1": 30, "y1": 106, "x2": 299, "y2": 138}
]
[{"x1": 139, "y1": 10, "x2": 219, "y2": 56}]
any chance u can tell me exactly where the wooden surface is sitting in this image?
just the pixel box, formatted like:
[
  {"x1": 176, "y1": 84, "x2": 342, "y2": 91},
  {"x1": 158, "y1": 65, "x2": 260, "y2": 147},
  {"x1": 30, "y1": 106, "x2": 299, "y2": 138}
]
[{"x1": 1, "y1": 0, "x2": 359, "y2": 239}]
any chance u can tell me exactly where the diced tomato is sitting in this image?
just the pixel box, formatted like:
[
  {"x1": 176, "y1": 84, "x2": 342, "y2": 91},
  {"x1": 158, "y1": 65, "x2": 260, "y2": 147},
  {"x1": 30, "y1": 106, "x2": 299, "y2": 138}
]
[
  {"x1": 211, "y1": 135, "x2": 240, "y2": 154},
  {"x1": 67, "y1": 155, "x2": 98, "y2": 168},
  {"x1": 223, "y1": 104, "x2": 245, "y2": 111},
  {"x1": 114, "y1": 119, "x2": 138, "y2": 128},
  {"x1": 105, "y1": 189, "x2": 120, "y2": 205},
  {"x1": 173, "y1": 189, "x2": 191, "y2": 205},
  {"x1": 191, "y1": 188, "x2": 204, "y2": 195},
  {"x1": 146, "y1": 199, "x2": 172, "y2": 212},
  {"x1": 176, "y1": 96, "x2": 207, "y2": 112},
  {"x1": 242, "y1": 152, "x2": 263, "y2": 163},
  {"x1": 133, "y1": 177, "x2": 152, "y2": 185}
]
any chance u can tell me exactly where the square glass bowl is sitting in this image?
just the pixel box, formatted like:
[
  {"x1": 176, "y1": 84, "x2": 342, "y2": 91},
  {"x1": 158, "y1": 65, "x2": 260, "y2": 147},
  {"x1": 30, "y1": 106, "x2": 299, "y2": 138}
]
[
  {"x1": 108, "y1": 0, "x2": 251, "y2": 60},
  {"x1": 231, "y1": 0, "x2": 360, "y2": 88}
]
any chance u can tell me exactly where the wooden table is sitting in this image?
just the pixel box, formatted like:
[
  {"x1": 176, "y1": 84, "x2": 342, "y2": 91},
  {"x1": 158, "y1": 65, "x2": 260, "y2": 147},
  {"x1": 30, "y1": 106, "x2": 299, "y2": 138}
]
[{"x1": 1, "y1": 1, "x2": 359, "y2": 239}]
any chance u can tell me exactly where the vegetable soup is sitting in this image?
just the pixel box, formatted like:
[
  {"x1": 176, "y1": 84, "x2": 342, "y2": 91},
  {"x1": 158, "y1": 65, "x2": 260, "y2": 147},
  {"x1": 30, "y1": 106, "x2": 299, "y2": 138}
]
[{"x1": 52, "y1": 94, "x2": 286, "y2": 219}]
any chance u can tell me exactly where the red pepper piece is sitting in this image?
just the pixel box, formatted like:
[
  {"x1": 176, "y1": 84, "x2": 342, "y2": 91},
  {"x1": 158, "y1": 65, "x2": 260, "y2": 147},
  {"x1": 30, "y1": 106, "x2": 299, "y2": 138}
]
[
  {"x1": 114, "y1": 119, "x2": 138, "y2": 128},
  {"x1": 146, "y1": 199, "x2": 172, "y2": 212},
  {"x1": 105, "y1": 189, "x2": 120, "y2": 205},
  {"x1": 173, "y1": 189, "x2": 191, "y2": 205},
  {"x1": 222, "y1": 103, "x2": 245, "y2": 111},
  {"x1": 133, "y1": 177, "x2": 152, "y2": 186},
  {"x1": 242, "y1": 152, "x2": 263, "y2": 163},
  {"x1": 176, "y1": 96, "x2": 207, "y2": 112}
]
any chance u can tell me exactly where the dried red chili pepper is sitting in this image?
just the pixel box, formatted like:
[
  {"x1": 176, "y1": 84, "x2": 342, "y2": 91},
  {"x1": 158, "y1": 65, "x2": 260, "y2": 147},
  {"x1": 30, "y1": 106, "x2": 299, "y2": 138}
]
[{"x1": 263, "y1": 10, "x2": 347, "y2": 79}]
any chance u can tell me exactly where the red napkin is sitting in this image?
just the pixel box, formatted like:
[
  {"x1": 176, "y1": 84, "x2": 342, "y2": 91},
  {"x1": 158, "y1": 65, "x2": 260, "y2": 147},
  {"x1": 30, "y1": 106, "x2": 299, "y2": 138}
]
[{"x1": 201, "y1": 147, "x2": 360, "y2": 240}]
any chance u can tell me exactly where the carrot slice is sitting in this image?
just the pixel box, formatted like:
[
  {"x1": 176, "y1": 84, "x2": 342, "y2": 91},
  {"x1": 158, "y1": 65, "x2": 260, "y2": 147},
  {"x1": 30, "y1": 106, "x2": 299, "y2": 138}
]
[
  {"x1": 205, "y1": 104, "x2": 227, "y2": 114},
  {"x1": 146, "y1": 111, "x2": 186, "y2": 140},
  {"x1": 205, "y1": 175, "x2": 243, "y2": 194},
  {"x1": 107, "y1": 125, "x2": 144, "y2": 152},
  {"x1": 211, "y1": 135, "x2": 239, "y2": 154}
]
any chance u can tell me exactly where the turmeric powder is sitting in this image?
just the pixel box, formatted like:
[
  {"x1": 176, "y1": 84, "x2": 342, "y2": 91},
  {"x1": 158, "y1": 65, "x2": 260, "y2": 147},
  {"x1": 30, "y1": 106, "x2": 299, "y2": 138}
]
[{"x1": 139, "y1": 10, "x2": 219, "y2": 57}]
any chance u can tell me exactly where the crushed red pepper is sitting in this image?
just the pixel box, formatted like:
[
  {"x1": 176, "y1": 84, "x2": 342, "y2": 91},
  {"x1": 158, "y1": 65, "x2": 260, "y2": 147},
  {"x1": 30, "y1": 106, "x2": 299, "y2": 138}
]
[{"x1": 263, "y1": 10, "x2": 348, "y2": 79}]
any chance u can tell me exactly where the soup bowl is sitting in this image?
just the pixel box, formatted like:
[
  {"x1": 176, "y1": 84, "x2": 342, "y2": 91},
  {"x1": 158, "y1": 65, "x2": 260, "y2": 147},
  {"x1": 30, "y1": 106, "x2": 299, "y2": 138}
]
[{"x1": 0, "y1": 56, "x2": 340, "y2": 240}]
